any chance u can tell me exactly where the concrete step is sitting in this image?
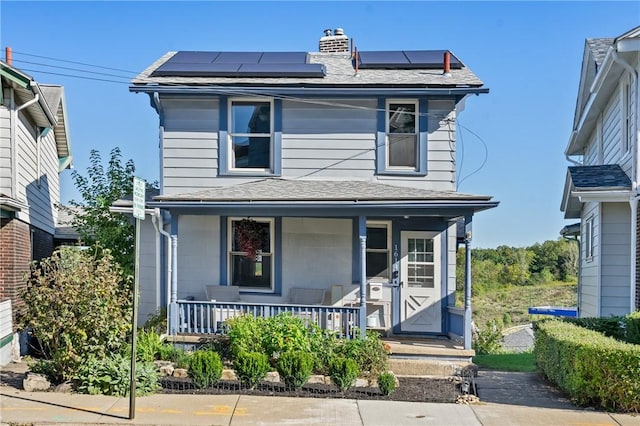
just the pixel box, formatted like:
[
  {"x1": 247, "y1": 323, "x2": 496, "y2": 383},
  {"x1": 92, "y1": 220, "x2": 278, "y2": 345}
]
[{"x1": 389, "y1": 358, "x2": 472, "y2": 377}]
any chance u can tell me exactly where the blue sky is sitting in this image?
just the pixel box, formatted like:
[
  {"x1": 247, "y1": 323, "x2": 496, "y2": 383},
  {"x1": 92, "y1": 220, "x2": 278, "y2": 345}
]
[{"x1": 2, "y1": 1, "x2": 639, "y2": 248}]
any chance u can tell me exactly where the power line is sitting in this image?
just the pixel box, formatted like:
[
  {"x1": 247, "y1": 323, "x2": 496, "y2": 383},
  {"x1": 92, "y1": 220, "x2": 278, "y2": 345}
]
[
  {"x1": 10, "y1": 50, "x2": 138, "y2": 74},
  {"x1": 17, "y1": 68, "x2": 130, "y2": 84}
]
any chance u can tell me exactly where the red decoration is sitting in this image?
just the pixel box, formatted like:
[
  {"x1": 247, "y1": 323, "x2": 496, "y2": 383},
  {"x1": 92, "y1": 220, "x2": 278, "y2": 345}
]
[{"x1": 234, "y1": 219, "x2": 264, "y2": 259}]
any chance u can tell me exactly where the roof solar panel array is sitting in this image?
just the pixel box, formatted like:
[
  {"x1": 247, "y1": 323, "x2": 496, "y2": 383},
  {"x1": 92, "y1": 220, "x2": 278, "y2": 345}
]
[
  {"x1": 150, "y1": 51, "x2": 325, "y2": 78},
  {"x1": 357, "y1": 50, "x2": 463, "y2": 69}
]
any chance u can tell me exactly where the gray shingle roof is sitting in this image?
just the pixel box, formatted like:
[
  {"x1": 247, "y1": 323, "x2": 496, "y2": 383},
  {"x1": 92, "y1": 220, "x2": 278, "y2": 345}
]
[
  {"x1": 568, "y1": 164, "x2": 632, "y2": 190},
  {"x1": 132, "y1": 51, "x2": 483, "y2": 88},
  {"x1": 153, "y1": 179, "x2": 493, "y2": 202},
  {"x1": 585, "y1": 38, "x2": 613, "y2": 66}
]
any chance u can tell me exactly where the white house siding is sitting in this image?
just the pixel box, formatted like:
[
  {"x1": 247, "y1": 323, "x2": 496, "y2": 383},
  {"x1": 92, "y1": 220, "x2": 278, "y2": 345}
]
[
  {"x1": 600, "y1": 203, "x2": 631, "y2": 316},
  {"x1": 601, "y1": 89, "x2": 623, "y2": 166},
  {"x1": 281, "y1": 99, "x2": 377, "y2": 180},
  {"x1": 15, "y1": 114, "x2": 59, "y2": 235},
  {"x1": 161, "y1": 97, "x2": 219, "y2": 195},
  {"x1": 0, "y1": 92, "x2": 11, "y2": 195},
  {"x1": 580, "y1": 201, "x2": 600, "y2": 317},
  {"x1": 176, "y1": 215, "x2": 220, "y2": 300},
  {"x1": 280, "y1": 218, "x2": 352, "y2": 300},
  {"x1": 138, "y1": 219, "x2": 160, "y2": 327},
  {"x1": 584, "y1": 130, "x2": 599, "y2": 166}
]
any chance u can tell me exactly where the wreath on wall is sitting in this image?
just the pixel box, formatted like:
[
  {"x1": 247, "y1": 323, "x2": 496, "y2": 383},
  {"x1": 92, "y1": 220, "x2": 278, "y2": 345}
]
[{"x1": 235, "y1": 218, "x2": 264, "y2": 259}]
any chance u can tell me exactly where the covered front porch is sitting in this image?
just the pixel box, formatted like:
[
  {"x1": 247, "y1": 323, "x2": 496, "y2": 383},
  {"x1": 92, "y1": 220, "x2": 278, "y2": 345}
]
[{"x1": 144, "y1": 179, "x2": 497, "y2": 349}]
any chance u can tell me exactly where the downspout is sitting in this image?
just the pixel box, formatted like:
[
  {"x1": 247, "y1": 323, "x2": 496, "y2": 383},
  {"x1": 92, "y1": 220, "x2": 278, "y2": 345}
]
[
  {"x1": 151, "y1": 209, "x2": 172, "y2": 332},
  {"x1": 611, "y1": 49, "x2": 639, "y2": 312},
  {"x1": 10, "y1": 91, "x2": 40, "y2": 198}
]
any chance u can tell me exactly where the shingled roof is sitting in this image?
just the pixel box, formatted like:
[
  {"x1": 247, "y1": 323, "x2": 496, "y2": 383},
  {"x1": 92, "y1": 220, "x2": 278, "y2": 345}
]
[
  {"x1": 585, "y1": 38, "x2": 613, "y2": 66},
  {"x1": 567, "y1": 164, "x2": 632, "y2": 190},
  {"x1": 131, "y1": 51, "x2": 484, "y2": 88},
  {"x1": 153, "y1": 179, "x2": 493, "y2": 203}
]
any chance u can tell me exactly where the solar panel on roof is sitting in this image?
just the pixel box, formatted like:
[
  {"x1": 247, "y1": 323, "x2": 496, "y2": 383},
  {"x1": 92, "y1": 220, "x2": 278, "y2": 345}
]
[
  {"x1": 214, "y1": 52, "x2": 262, "y2": 64},
  {"x1": 357, "y1": 50, "x2": 463, "y2": 69},
  {"x1": 151, "y1": 62, "x2": 241, "y2": 77},
  {"x1": 168, "y1": 51, "x2": 220, "y2": 63},
  {"x1": 238, "y1": 63, "x2": 325, "y2": 77},
  {"x1": 259, "y1": 52, "x2": 308, "y2": 64}
]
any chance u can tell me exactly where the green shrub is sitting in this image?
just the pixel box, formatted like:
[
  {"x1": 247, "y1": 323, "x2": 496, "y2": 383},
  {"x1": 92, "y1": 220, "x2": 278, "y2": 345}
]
[
  {"x1": 226, "y1": 315, "x2": 267, "y2": 357},
  {"x1": 157, "y1": 345, "x2": 190, "y2": 368},
  {"x1": 233, "y1": 351, "x2": 269, "y2": 389},
  {"x1": 473, "y1": 320, "x2": 503, "y2": 354},
  {"x1": 136, "y1": 329, "x2": 166, "y2": 363},
  {"x1": 76, "y1": 354, "x2": 160, "y2": 396},
  {"x1": 20, "y1": 247, "x2": 132, "y2": 382},
  {"x1": 625, "y1": 311, "x2": 640, "y2": 345},
  {"x1": 309, "y1": 329, "x2": 340, "y2": 375},
  {"x1": 263, "y1": 313, "x2": 315, "y2": 357},
  {"x1": 334, "y1": 331, "x2": 388, "y2": 378},
  {"x1": 188, "y1": 350, "x2": 223, "y2": 388},
  {"x1": 276, "y1": 351, "x2": 314, "y2": 389},
  {"x1": 329, "y1": 357, "x2": 358, "y2": 392},
  {"x1": 142, "y1": 307, "x2": 167, "y2": 334},
  {"x1": 377, "y1": 371, "x2": 397, "y2": 396},
  {"x1": 534, "y1": 320, "x2": 640, "y2": 412},
  {"x1": 564, "y1": 316, "x2": 626, "y2": 340}
]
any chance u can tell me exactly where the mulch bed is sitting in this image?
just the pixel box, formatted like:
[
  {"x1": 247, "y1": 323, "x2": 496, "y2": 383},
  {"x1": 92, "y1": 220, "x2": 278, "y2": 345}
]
[{"x1": 161, "y1": 376, "x2": 463, "y2": 403}]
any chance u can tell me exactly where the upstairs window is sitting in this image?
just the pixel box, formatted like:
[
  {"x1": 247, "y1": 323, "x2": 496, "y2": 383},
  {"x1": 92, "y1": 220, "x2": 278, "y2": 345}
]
[
  {"x1": 387, "y1": 100, "x2": 418, "y2": 169},
  {"x1": 229, "y1": 99, "x2": 273, "y2": 170}
]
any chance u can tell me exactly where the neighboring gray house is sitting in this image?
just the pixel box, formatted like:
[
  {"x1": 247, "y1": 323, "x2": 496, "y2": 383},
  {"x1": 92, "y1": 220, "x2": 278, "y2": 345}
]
[
  {"x1": 0, "y1": 59, "x2": 72, "y2": 364},
  {"x1": 561, "y1": 26, "x2": 640, "y2": 317},
  {"x1": 129, "y1": 29, "x2": 498, "y2": 350}
]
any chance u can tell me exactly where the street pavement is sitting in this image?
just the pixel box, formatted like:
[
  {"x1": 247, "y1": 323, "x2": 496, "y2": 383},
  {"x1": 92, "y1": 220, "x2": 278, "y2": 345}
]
[{"x1": 1, "y1": 361, "x2": 639, "y2": 426}]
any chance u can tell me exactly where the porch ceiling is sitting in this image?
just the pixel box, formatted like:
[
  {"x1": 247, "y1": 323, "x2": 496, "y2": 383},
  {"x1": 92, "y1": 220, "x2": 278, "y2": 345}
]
[{"x1": 147, "y1": 179, "x2": 498, "y2": 216}]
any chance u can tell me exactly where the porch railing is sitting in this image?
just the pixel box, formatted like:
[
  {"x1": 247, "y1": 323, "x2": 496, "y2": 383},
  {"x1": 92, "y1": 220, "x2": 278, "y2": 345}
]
[{"x1": 176, "y1": 300, "x2": 361, "y2": 339}]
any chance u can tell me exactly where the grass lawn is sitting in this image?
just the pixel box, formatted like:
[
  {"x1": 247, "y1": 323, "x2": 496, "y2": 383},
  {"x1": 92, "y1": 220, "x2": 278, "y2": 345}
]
[{"x1": 473, "y1": 352, "x2": 536, "y2": 372}]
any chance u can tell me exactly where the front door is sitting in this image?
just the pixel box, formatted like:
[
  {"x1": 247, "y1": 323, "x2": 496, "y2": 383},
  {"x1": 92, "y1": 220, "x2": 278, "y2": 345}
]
[{"x1": 400, "y1": 231, "x2": 441, "y2": 333}]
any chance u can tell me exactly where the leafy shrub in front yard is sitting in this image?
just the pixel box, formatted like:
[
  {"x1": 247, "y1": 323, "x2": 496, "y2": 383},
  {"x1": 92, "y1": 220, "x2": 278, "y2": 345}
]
[
  {"x1": 377, "y1": 371, "x2": 397, "y2": 396},
  {"x1": 226, "y1": 315, "x2": 267, "y2": 357},
  {"x1": 276, "y1": 351, "x2": 314, "y2": 389},
  {"x1": 263, "y1": 313, "x2": 317, "y2": 356},
  {"x1": 76, "y1": 354, "x2": 160, "y2": 396},
  {"x1": 625, "y1": 311, "x2": 640, "y2": 345},
  {"x1": 565, "y1": 312, "x2": 640, "y2": 345},
  {"x1": 534, "y1": 320, "x2": 640, "y2": 412},
  {"x1": 136, "y1": 329, "x2": 168, "y2": 363},
  {"x1": 473, "y1": 320, "x2": 503, "y2": 354},
  {"x1": 329, "y1": 357, "x2": 358, "y2": 392},
  {"x1": 233, "y1": 351, "x2": 270, "y2": 389},
  {"x1": 188, "y1": 350, "x2": 223, "y2": 388},
  {"x1": 334, "y1": 330, "x2": 389, "y2": 378},
  {"x1": 20, "y1": 247, "x2": 132, "y2": 382}
]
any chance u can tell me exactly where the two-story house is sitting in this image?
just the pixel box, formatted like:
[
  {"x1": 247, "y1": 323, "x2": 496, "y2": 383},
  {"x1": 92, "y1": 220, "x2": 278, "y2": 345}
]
[
  {"x1": 129, "y1": 29, "x2": 498, "y2": 350},
  {"x1": 561, "y1": 26, "x2": 640, "y2": 317},
  {"x1": 0, "y1": 58, "x2": 72, "y2": 364}
]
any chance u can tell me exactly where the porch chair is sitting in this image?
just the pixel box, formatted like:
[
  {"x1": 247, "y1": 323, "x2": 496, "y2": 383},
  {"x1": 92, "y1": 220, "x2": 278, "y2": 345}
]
[
  {"x1": 287, "y1": 287, "x2": 326, "y2": 305},
  {"x1": 204, "y1": 285, "x2": 241, "y2": 302}
]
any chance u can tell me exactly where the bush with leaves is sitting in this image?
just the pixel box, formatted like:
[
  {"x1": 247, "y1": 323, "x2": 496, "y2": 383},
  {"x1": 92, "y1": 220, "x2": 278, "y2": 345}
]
[
  {"x1": 136, "y1": 328, "x2": 167, "y2": 363},
  {"x1": 233, "y1": 351, "x2": 270, "y2": 389},
  {"x1": 76, "y1": 354, "x2": 160, "y2": 396},
  {"x1": 20, "y1": 247, "x2": 132, "y2": 382},
  {"x1": 276, "y1": 351, "x2": 314, "y2": 389},
  {"x1": 188, "y1": 350, "x2": 223, "y2": 388},
  {"x1": 329, "y1": 357, "x2": 358, "y2": 392},
  {"x1": 226, "y1": 314, "x2": 267, "y2": 357},
  {"x1": 335, "y1": 331, "x2": 389, "y2": 378},
  {"x1": 473, "y1": 320, "x2": 503, "y2": 355},
  {"x1": 377, "y1": 371, "x2": 397, "y2": 396}
]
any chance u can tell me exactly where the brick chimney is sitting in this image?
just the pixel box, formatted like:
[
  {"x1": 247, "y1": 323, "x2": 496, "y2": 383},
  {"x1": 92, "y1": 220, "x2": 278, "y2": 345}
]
[{"x1": 319, "y1": 28, "x2": 349, "y2": 53}]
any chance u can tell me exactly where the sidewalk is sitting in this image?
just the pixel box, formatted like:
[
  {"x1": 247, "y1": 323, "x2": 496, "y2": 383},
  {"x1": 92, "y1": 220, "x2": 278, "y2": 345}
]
[{"x1": 1, "y1": 363, "x2": 639, "y2": 426}]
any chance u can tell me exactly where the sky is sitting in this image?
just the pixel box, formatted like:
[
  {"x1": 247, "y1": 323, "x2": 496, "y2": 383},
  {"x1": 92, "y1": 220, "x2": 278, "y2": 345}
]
[{"x1": 1, "y1": 1, "x2": 639, "y2": 248}]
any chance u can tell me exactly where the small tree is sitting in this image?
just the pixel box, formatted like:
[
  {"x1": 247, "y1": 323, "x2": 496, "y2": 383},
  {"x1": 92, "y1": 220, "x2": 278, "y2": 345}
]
[
  {"x1": 21, "y1": 247, "x2": 132, "y2": 382},
  {"x1": 70, "y1": 148, "x2": 137, "y2": 275}
]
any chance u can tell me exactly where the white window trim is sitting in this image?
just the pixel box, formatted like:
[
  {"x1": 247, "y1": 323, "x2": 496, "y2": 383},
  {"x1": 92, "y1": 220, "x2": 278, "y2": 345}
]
[
  {"x1": 584, "y1": 216, "x2": 594, "y2": 262},
  {"x1": 228, "y1": 217, "x2": 275, "y2": 292},
  {"x1": 366, "y1": 220, "x2": 392, "y2": 282},
  {"x1": 228, "y1": 98, "x2": 274, "y2": 173},
  {"x1": 385, "y1": 99, "x2": 419, "y2": 171}
]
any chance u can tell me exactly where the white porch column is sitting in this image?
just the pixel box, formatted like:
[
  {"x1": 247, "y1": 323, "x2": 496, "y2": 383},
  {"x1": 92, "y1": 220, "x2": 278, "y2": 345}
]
[
  {"x1": 464, "y1": 216, "x2": 473, "y2": 350},
  {"x1": 169, "y1": 217, "x2": 179, "y2": 335},
  {"x1": 359, "y1": 216, "x2": 367, "y2": 338}
]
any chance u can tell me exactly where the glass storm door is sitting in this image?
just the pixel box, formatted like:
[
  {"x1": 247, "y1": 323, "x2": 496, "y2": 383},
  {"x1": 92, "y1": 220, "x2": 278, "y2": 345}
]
[{"x1": 400, "y1": 231, "x2": 441, "y2": 333}]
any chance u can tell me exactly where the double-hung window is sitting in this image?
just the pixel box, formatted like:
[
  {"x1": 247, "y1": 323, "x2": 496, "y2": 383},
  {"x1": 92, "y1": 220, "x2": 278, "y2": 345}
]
[
  {"x1": 366, "y1": 222, "x2": 391, "y2": 282},
  {"x1": 387, "y1": 100, "x2": 418, "y2": 170},
  {"x1": 229, "y1": 218, "x2": 274, "y2": 290},
  {"x1": 229, "y1": 99, "x2": 273, "y2": 171}
]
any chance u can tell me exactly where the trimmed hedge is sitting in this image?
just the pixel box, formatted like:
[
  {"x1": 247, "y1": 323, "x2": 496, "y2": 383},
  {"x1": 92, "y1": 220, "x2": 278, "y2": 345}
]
[
  {"x1": 534, "y1": 320, "x2": 640, "y2": 412},
  {"x1": 564, "y1": 311, "x2": 640, "y2": 344}
]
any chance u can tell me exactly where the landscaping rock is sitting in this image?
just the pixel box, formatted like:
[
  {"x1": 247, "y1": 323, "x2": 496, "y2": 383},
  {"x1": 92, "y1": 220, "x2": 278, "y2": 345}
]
[
  {"x1": 173, "y1": 368, "x2": 188, "y2": 378},
  {"x1": 354, "y1": 378, "x2": 368, "y2": 387},
  {"x1": 23, "y1": 373, "x2": 51, "y2": 392},
  {"x1": 307, "y1": 375, "x2": 325, "y2": 384},
  {"x1": 221, "y1": 369, "x2": 237, "y2": 381},
  {"x1": 54, "y1": 381, "x2": 74, "y2": 393},
  {"x1": 159, "y1": 365, "x2": 174, "y2": 376},
  {"x1": 154, "y1": 360, "x2": 174, "y2": 368},
  {"x1": 264, "y1": 371, "x2": 280, "y2": 383}
]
